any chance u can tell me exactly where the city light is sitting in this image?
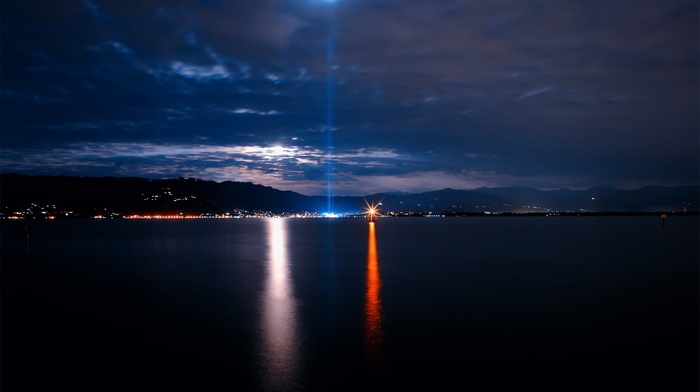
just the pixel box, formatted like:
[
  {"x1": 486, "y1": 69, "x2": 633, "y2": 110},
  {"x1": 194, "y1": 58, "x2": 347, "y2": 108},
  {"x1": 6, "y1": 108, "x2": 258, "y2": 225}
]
[{"x1": 364, "y1": 198, "x2": 380, "y2": 223}]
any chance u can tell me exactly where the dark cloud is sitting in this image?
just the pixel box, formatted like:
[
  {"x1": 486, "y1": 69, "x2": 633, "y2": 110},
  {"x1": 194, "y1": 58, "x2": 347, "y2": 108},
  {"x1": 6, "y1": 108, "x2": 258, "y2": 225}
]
[{"x1": 1, "y1": 0, "x2": 697, "y2": 195}]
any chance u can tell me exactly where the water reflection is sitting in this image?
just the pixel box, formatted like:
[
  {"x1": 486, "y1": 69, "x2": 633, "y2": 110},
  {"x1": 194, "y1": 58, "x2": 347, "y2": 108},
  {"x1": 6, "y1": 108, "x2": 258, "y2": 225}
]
[
  {"x1": 364, "y1": 222, "x2": 383, "y2": 366},
  {"x1": 259, "y1": 218, "x2": 300, "y2": 391}
]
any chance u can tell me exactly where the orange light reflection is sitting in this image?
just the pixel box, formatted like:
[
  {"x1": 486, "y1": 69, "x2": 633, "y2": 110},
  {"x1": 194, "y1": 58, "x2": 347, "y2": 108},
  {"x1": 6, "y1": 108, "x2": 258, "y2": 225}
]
[{"x1": 364, "y1": 221, "x2": 382, "y2": 366}]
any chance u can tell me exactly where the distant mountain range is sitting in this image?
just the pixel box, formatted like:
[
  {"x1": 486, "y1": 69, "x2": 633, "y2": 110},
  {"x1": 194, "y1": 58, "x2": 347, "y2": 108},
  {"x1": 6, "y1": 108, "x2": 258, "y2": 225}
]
[{"x1": 1, "y1": 173, "x2": 697, "y2": 216}]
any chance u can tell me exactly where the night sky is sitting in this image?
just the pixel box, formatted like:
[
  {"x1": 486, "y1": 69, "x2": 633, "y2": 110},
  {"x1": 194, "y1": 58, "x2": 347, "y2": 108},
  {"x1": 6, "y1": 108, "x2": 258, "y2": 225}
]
[{"x1": 1, "y1": 0, "x2": 698, "y2": 196}]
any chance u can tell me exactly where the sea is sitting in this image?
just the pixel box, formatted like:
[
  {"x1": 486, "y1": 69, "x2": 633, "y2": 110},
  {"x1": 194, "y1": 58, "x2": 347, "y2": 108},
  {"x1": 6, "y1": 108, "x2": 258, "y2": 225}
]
[{"x1": 1, "y1": 216, "x2": 698, "y2": 391}]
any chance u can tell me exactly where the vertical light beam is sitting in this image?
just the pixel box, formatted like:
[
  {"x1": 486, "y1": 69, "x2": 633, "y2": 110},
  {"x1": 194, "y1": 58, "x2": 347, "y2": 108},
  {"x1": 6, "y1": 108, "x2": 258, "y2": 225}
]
[{"x1": 325, "y1": 4, "x2": 335, "y2": 215}]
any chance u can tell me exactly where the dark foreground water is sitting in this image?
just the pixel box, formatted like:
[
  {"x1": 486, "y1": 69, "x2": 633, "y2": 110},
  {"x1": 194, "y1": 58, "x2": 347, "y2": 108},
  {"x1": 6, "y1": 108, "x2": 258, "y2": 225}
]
[{"x1": 2, "y1": 216, "x2": 698, "y2": 391}]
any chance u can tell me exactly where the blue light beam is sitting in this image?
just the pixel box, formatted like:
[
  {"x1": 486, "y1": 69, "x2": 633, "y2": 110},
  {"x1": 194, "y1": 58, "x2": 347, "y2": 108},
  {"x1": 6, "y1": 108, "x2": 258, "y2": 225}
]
[{"x1": 325, "y1": 6, "x2": 335, "y2": 215}]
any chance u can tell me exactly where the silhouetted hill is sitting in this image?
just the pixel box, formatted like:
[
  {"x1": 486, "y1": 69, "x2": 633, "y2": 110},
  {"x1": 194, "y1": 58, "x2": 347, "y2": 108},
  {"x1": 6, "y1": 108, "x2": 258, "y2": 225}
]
[
  {"x1": 0, "y1": 174, "x2": 697, "y2": 216},
  {"x1": 0, "y1": 174, "x2": 322, "y2": 216},
  {"x1": 361, "y1": 188, "x2": 511, "y2": 213},
  {"x1": 474, "y1": 185, "x2": 699, "y2": 212}
]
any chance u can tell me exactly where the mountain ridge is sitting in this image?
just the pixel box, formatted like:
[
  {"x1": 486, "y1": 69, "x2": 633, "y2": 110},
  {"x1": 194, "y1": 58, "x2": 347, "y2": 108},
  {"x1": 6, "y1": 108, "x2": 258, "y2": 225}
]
[{"x1": 1, "y1": 173, "x2": 697, "y2": 216}]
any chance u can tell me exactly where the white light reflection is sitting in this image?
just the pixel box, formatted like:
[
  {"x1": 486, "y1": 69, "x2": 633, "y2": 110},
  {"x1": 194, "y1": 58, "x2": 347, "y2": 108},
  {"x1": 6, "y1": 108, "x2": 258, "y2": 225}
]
[{"x1": 259, "y1": 218, "x2": 300, "y2": 391}]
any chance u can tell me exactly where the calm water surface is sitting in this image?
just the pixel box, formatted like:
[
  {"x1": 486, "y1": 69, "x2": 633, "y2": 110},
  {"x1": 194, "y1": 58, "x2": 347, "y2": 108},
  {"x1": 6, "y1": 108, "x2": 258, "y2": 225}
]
[{"x1": 2, "y1": 217, "x2": 698, "y2": 391}]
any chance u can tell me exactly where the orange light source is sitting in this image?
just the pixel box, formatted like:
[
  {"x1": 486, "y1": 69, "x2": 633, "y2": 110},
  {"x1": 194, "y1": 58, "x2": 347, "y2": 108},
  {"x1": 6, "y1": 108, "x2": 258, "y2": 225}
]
[{"x1": 364, "y1": 198, "x2": 381, "y2": 223}]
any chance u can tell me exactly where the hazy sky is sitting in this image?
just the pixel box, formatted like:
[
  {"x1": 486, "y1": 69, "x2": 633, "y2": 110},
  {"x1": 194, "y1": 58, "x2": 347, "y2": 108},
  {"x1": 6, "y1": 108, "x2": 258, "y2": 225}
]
[{"x1": 1, "y1": 0, "x2": 698, "y2": 195}]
